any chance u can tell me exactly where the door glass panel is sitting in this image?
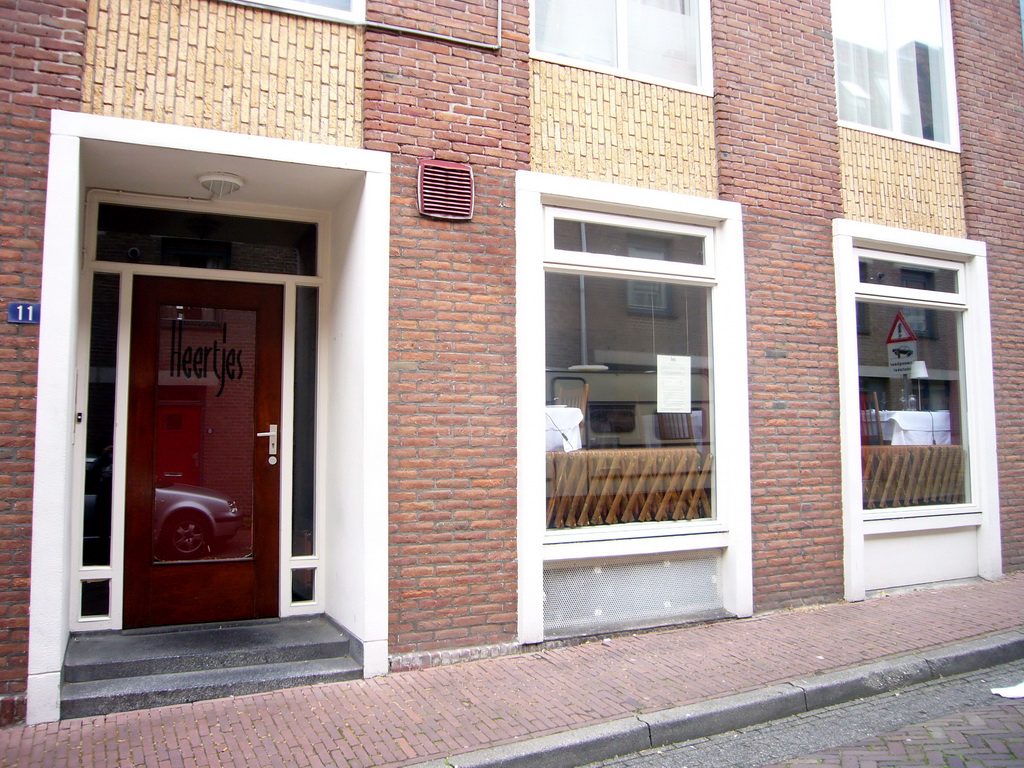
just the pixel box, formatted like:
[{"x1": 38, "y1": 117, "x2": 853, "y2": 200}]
[
  {"x1": 153, "y1": 304, "x2": 257, "y2": 561},
  {"x1": 292, "y1": 286, "x2": 318, "y2": 557},
  {"x1": 96, "y1": 204, "x2": 317, "y2": 276},
  {"x1": 80, "y1": 579, "x2": 110, "y2": 618},
  {"x1": 83, "y1": 273, "x2": 120, "y2": 567},
  {"x1": 291, "y1": 568, "x2": 315, "y2": 603}
]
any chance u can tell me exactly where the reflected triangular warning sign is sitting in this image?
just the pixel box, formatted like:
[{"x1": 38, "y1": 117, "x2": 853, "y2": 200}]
[{"x1": 886, "y1": 310, "x2": 918, "y2": 344}]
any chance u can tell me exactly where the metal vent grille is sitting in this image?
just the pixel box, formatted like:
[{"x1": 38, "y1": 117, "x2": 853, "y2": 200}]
[
  {"x1": 417, "y1": 159, "x2": 474, "y2": 220},
  {"x1": 543, "y1": 552, "x2": 725, "y2": 639}
]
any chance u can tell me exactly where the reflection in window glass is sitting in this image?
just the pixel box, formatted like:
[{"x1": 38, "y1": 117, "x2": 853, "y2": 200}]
[
  {"x1": 856, "y1": 301, "x2": 968, "y2": 508},
  {"x1": 152, "y1": 305, "x2": 256, "y2": 562},
  {"x1": 858, "y1": 257, "x2": 959, "y2": 294},
  {"x1": 96, "y1": 204, "x2": 318, "y2": 276},
  {"x1": 536, "y1": 0, "x2": 616, "y2": 67},
  {"x1": 626, "y1": 0, "x2": 701, "y2": 84},
  {"x1": 545, "y1": 273, "x2": 714, "y2": 528},
  {"x1": 553, "y1": 219, "x2": 704, "y2": 266},
  {"x1": 833, "y1": 0, "x2": 952, "y2": 144},
  {"x1": 536, "y1": 0, "x2": 702, "y2": 86},
  {"x1": 833, "y1": 0, "x2": 890, "y2": 132}
]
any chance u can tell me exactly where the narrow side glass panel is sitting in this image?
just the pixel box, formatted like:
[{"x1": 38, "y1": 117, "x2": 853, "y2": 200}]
[
  {"x1": 292, "y1": 286, "x2": 319, "y2": 557},
  {"x1": 83, "y1": 273, "x2": 120, "y2": 567},
  {"x1": 544, "y1": 272, "x2": 714, "y2": 529},
  {"x1": 80, "y1": 580, "x2": 110, "y2": 618},
  {"x1": 291, "y1": 568, "x2": 315, "y2": 603}
]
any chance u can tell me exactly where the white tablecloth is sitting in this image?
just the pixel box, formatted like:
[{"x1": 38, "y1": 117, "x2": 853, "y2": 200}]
[
  {"x1": 545, "y1": 406, "x2": 583, "y2": 452},
  {"x1": 879, "y1": 410, "x2": 951, "y2": 446}
]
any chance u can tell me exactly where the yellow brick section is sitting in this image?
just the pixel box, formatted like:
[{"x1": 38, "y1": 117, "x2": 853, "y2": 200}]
[
  {"x1": 531, "y1": 61, "x2": 717, "y2": 197},
  {"x1": 83, "y1": 0, "x2": 362, "y2": 146},
  {"x1": 839, "y1": 128, "x2": 965, "y2": 238}
]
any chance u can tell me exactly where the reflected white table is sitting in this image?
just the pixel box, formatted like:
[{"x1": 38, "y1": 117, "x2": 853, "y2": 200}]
[
  {"x1": 545, "y1": 406, "x2": 583, "y2": 452},
  {"x1": 879, "y1": 410, "x2": 951, "y2": 445}
]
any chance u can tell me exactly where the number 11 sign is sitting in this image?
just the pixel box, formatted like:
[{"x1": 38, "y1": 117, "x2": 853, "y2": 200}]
[{"x1": 7, "y1": 302, "x2": 41, "y2": 324}]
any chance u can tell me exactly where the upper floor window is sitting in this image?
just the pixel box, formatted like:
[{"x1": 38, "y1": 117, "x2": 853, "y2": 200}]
[
  {"x1": 833, "y1": 0, "x2": 957, "y2": 147},
  {"x1": 533, "y1": 0, "x2": 711, "y2": 91},
  {"x1": 223, "y1": 0, "x2": 360, "y2": 24}
]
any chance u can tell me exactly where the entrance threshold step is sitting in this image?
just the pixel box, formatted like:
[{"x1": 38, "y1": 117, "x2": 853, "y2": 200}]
[
  {"x1": 64, "y1": 615, "x2": 351, "y2": 682},
  {"x1": 60, "y1": 615, "x2": 362, "y2": 719},
  {"x1": 61, "y1": 655, "x2": 361, "y2": 719}
]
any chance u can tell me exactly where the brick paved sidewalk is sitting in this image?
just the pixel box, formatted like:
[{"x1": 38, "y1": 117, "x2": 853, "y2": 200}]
[{"x1": 3, "y1": 574, "x2": 1023, "y2": 768}]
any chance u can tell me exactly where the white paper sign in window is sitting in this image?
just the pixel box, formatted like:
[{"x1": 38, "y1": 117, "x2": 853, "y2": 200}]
[{"x1": 657, "y1": 354, "x2": 692, "y2": 413}]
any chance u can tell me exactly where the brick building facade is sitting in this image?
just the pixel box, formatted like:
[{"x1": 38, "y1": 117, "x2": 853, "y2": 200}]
[{"x1": 0, "y1": 0, "x2": 1020, "y2": 724}]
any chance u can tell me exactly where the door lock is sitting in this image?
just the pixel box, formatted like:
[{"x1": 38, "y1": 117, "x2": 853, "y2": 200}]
[{"x1": 256, "y1": 424, "x2": 278, "y2": 465}]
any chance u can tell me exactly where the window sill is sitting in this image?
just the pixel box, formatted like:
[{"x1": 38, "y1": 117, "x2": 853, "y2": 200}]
[
  {"x1": 838, "y1": 121, "x2": 961, "y2": 154},
  {"x1": 543, "y1": 521, "x2": 728, "y2": 562},
  {"x1": 863, "y1": 508, "x2": 982, "y2": 536},
  {"x1": 220, "y1": 0, "x2": 363, "y2": 26},
  {"x1": 530, "y1": 52, "x2": 714, "y2": 99}
]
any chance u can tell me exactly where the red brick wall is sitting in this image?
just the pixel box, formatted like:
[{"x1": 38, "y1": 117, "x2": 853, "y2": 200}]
[
  {"x1": 711, "y1": 0, "x2": 846, "y2": 609},
  {"x1": 362, "y1": 0, "x2": 530, "y2": 655},
  {"x1": 0, "y1": 0, "x2": 87, "y2": 724},
  {"x1": 951, "y1": 0, "x2": 1024, "y2": 573}
]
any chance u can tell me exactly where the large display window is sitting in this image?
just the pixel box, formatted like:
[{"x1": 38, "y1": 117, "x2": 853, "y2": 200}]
[
  {"x1": 854, "y1": 252, "x2": 968, "y2": 510},
  {"x1": 516, "y1": 173, "x2": 752, "y2": 640},
  {"x1": 543, "y1": 212, "x2": 716, "y2": 532},
  {"x1": 834, "y1": 220, "x2": 1000, "y2": 600}
]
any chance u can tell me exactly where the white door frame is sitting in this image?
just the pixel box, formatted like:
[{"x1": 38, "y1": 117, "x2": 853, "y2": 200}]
[{"x1": 27, "y1": 111, "x2": 392, "y2": 723}]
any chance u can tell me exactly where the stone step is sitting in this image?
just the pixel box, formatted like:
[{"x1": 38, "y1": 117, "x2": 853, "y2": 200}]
[
  {"x1": 61, "y1": 655, "x2": 362, "y2": 719},
  {"x1": 60, "y1": 615, "x2": 362, "y2": 719},
  {"x1": 64, "y1": 616, "x2": 352, "y2": 683}
]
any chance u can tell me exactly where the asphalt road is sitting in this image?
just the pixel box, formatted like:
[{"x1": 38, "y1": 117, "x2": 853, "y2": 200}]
[{"x1": 583, "y1": 658, "x2": 1024, "y2": 768}]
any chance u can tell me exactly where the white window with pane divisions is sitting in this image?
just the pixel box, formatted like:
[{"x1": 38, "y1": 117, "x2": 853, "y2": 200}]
[
  {"x1": 532, "y1": 0, "x2": 713, "y2": 93},
  {"x1": 223, "y1": 0, "x2": 363, "y2": 24},
  {"x1": 833, "y1": 0, "x2": 959, "y2": 149},
  {"x1": 516, "y1": 172, "x2": 753, "y2": 641},
  {"x1": 835, "y1": 220, "x2": 1000, "y2": 601}
]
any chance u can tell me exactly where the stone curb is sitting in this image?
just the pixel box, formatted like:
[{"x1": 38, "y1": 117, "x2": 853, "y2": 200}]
[{"x1": 409, "y1": 630, "x2": 1024, "y2": 768}]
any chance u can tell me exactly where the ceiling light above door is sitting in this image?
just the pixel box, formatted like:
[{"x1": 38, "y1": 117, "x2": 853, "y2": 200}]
[{"x1": 198, "y1": 172, "x2": 245, "y2": 199}]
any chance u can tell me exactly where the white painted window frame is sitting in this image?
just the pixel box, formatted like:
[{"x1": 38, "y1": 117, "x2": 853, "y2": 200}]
[
  {"x1": 833, "y1": 0, "x2": 961, "y2": 152},
  {"x1": 529, "y1": 0, "x2": 714, "y2": 96},
  {"x1": 516, "y1": 172, "x2": 752, "y2": 644},
  {"x1": 221, "y1": 0, "x2": 364, "y2": 25},
  {"x1": 834, "y1": 219, "x2": 1001, "y2": 602}
]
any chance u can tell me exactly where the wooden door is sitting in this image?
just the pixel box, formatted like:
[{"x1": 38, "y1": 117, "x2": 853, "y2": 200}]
[{"x1": 123, "y1": 276, "x2": 282, "y2": 628}]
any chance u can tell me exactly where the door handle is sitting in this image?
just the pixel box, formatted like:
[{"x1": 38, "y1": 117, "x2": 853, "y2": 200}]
[{"x1": 256, "y1": 424, "x2": 278, "y2": 464}]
